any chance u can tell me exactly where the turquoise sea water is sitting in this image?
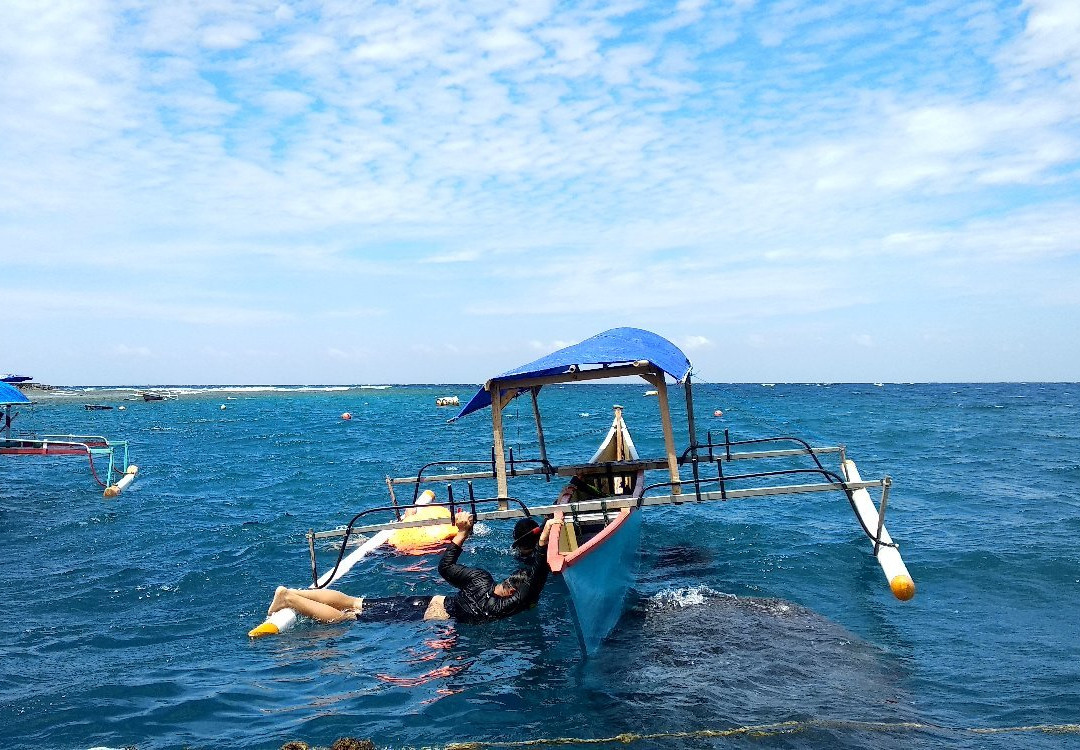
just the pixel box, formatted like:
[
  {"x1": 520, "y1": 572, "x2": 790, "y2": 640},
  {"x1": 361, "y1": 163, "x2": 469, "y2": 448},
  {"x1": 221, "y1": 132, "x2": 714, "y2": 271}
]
[{"x1": 2, "y1": 383, "x2": 1079, "y2": 750}]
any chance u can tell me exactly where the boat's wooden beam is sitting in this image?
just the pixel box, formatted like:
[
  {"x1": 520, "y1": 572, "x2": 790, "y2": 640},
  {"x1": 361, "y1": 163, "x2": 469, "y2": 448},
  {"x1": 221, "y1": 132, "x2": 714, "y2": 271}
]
[
  {"x1": 486, "y1": 363, "x2": 655, "y2": 394},
  {"x1": 310, "y1": 478, "x2": 886, "y2": 539},
  {"x1": 385, "y1": 446, "x2": 846, "y2": 486},
  {"x1": 491, "y1": 384, "x2": 508, "y2": 500},
  {"x1": 644, "y1": 371, "x2": 681, "y2": 495}
]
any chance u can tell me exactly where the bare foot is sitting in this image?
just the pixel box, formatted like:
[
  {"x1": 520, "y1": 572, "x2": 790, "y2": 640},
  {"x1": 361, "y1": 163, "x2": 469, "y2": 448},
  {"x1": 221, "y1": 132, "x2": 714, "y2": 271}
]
[{"x1": 268, "y1": 585, "x2": 289, "y2": 616}]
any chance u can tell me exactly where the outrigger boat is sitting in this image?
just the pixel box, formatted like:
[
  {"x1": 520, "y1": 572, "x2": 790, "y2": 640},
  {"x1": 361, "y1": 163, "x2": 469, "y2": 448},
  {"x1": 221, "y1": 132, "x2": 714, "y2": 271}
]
[
  {"x1": 260, "y1": 328, "x2": 914, "y2": 653},
  {"x1": 1, "y1": 381, "x2": 138, "y2": 497}
]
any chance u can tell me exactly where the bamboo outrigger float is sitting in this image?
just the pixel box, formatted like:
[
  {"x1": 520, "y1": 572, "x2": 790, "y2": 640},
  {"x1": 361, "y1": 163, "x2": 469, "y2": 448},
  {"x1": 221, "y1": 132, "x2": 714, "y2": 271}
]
[
  {"x1": 1, "y1": 382, "x2": 138, "y2": 497},
  {"x1": 283, "y1": 328, "x2": 913, "y2": 652}
]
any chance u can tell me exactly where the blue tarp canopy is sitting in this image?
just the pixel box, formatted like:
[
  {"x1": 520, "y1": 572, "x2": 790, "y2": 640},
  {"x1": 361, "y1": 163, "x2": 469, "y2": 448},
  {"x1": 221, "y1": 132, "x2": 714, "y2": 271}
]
[
  {"x1": 0, "y1": 381, "x2": 30, "y2": 405},
  {"x1": 454, "y1": 327, "x2": 691, "y2": 421}
]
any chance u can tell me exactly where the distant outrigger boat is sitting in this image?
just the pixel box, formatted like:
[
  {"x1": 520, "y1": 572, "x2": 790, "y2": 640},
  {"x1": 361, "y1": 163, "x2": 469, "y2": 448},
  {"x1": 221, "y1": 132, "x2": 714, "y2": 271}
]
[
  {"x1": 140, "y1": 390, "x2": 177, "y2": 401},
  {"x1": 289, "y1": 328, "x2": 914, "y2": 653},
  {"x1": 1, "y1": 382, "x2": 138, "y2": 497}
]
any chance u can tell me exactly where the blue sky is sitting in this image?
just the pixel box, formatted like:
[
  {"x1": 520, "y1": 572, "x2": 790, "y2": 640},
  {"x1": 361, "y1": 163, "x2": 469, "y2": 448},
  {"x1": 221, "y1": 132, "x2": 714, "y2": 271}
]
[{"x1": 1, "y1": 0, "x2": 1077, "y2": 385}]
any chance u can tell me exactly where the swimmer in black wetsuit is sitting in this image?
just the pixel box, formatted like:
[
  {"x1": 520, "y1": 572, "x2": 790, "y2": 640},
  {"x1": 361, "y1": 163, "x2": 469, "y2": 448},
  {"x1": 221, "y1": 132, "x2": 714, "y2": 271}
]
[
  {"x1": 267, "y1": 512, "x2": 553, "y2": 625},
  {"x1": 507, "y1": 517, "x2": 547, "y2": 610}
]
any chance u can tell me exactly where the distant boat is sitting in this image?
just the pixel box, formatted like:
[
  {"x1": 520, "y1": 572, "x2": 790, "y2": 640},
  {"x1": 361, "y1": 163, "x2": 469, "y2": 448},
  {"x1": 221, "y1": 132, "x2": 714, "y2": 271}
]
[
  {"x1": 2, "y1": 381, "x2": 137, "y2": 497},
  {"x1": 644, "y1": 389, "x2": 658, "y2": 396},
  {"x1": 84, "y1": 404, "x2": 113, "y2": 411},
  {"x1": 1, "y1": 374, "x2": 32, "y2": 383},
  {"x1": 140, "y1": 391, "x2": 177, "y2": 401}
]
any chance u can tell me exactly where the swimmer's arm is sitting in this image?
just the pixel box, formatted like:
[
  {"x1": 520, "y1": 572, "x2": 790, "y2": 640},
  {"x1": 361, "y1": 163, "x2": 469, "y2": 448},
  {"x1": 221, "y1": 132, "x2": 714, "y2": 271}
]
[
  {"x1": 439, "y1": 512, "x2": 479, "y2": 586},
  {"x1": 450, "y1": 511, "x2": 473, "y2": 547}
]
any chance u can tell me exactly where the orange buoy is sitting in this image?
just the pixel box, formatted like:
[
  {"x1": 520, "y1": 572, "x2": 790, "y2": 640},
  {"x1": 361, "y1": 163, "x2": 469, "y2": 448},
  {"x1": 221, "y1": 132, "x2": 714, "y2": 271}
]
[{"x1": 341, "y1": 412, "x2": 352, "y2": 420}]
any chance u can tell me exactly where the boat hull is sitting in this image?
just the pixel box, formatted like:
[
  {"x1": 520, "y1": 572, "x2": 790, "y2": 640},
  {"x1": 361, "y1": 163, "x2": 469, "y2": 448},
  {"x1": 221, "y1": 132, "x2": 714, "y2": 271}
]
[{"x1": 551, "y1": 506, "x2": 642, "y2": 654}]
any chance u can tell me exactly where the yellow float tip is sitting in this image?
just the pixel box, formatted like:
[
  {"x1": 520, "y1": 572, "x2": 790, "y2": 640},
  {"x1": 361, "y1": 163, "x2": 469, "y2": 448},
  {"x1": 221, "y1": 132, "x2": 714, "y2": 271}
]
[
  {"x1": 104, "y1": 486, "x2": 120, "y2": 498},
  {"x1": 890, "y1": 574, "x2": 916, "y2": 601},
  {"x1": 248, "y1": 621, "x2": 280, "y2": 639}
]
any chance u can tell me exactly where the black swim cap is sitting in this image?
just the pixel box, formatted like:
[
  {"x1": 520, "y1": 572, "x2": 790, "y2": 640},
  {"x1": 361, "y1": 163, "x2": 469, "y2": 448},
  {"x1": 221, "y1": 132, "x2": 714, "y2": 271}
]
[
  {"x1": 511, "y1": 518, "x2": 540, "y2": 550},
  {"x1": 503, "y1": 569, "x2": 530, "y2": 591}
]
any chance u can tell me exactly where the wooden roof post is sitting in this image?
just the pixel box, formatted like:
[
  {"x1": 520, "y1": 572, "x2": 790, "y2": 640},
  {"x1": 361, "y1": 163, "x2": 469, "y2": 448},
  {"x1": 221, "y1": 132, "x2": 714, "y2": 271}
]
[
  {"x1": 651, "y1": 373, "x2": 681, "y2": 495},
  {"x1": 490, "y1": 380, "x2": 509, "y2": 504},
  {"x1": 613, "y1": 404, "x2": 625, "y2": 460},
  {"x1": 530, "y1": 387, "x2": 548, "y2": 470}
]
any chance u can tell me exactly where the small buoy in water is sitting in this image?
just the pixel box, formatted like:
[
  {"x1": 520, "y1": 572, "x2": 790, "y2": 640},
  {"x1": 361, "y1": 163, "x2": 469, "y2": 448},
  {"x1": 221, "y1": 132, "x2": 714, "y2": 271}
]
[
  {"x1": 341, "y1": 412, "x2": 352, "y2": 420},
  {"x1": 118, "y1": 406, "x2": 126, "y2": 411},
  {"x1": 220, "y1": 405, "x2": 226, "y2": 410},
  {"x1": 713, "y1": 409, "x2": 723, "y2": 417}
]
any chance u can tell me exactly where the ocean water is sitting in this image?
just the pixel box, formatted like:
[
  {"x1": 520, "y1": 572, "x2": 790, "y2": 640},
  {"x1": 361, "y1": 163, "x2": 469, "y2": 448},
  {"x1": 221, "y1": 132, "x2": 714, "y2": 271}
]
[{"x1": 2, "y1": 382, "x2": 1078, "y2": 750}]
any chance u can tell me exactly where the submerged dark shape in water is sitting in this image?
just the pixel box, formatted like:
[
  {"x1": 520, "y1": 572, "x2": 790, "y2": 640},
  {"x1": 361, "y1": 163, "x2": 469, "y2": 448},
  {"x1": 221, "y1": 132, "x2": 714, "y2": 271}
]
[
  {"x1": 649, "y1": 544, "x2": 716, "y2": 569},
  {"x1": 599, "y1": 590, "x2": 916, "y2": 732}
]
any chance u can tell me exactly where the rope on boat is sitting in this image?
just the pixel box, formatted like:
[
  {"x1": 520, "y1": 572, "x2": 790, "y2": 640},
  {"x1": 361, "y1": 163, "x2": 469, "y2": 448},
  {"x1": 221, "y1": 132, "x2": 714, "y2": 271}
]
[
  {"x1": 85, "y1": 450, "x2": 108, "y2": 488},
  {"x1": 440, "y1": 719, "x2": 1080, "y2": 750}
]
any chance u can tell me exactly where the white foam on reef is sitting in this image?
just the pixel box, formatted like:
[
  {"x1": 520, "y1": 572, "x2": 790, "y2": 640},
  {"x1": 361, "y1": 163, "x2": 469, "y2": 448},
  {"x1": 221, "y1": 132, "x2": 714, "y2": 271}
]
[
  {"x1": 48, "y1": 384, "x2": 361, "y2": 396},
  {"x1": 175, "y1": 385, "x2": 353, "y2": 394}
]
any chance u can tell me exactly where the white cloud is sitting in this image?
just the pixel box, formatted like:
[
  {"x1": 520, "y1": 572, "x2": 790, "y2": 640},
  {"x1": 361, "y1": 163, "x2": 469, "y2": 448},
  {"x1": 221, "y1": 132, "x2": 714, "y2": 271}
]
[
  {"x1": 201, "y1": 22, "x2": 261, "y2": 50},
  {"x1": 680, "y1": 336, "x2": 712, "y2": 351},
  {"x1": 1, "y1": 0, "x2": 1077, "y2": 383}
]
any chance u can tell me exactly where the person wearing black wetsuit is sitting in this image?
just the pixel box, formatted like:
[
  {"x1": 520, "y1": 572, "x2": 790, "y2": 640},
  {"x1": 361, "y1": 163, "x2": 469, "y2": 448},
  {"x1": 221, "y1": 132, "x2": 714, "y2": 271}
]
[
  {"x1": 437, "y1": 514, "x2": 549, "y2": 623},
  {"x1": 266, "y1": 513, "x2": 553, "y2": 626}
]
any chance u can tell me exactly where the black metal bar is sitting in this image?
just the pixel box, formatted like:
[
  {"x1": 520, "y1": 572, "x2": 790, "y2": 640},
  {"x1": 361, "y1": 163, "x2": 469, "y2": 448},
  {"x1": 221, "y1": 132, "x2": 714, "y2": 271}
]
[
  {"x1": 386, "y1": 475, "x2": 403, "y2": 521},
  {"x1": 312, "y1": 495, "x2": 536, "y2": 587}
]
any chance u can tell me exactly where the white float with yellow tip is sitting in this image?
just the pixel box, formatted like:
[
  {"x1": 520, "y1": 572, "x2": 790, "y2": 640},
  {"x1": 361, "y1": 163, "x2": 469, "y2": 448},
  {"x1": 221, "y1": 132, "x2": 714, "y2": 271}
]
[
  {"x1": 104, "y1": 465, "x2": 139, "y2": 498},
  {"x1": 842, "y1": 459, "x2": 914, "y2": 600}
]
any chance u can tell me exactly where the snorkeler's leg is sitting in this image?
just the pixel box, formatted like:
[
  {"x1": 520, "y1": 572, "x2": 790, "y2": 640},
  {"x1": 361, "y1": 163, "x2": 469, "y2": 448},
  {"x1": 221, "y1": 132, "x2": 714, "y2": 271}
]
[
  {"x1": 272, "y1": 589, "x2": 357, "y2": 624},
  {"x1": 268, "y1": 587, "x2": 362, "y2": 618},
  {"x1": 288, "y1": 588, "x2": 362, "y2": 610},
  {"x1": 423, "y1": 595, "x2": 451, "y2": 620},
  {"x1": 268, "y1": 585, "x2": 289, "y2": 615}
]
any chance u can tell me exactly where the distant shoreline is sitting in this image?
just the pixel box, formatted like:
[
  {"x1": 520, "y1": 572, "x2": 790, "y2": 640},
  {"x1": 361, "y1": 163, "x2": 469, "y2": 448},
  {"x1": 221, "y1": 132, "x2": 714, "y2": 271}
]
[{"x1": 12, "y1": 381, "x2": 1077, "y2": 402}]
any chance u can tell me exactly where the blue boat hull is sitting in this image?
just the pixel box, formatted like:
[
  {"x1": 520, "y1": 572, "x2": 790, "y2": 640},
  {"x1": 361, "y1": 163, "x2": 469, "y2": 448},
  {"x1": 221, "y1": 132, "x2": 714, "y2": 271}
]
[{"x1": 559, "y1": 509, "x2": 643, "y2": 654}]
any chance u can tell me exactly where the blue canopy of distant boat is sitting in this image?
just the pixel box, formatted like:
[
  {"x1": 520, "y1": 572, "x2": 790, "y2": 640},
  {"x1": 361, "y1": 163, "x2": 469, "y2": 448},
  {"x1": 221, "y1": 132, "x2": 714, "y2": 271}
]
[
  {"x1": 454, "y1": 327, "x2": 692, "y2": 421},
  {"x1": 0, "y1": 381, "x2": 30, "y2": 405}
]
